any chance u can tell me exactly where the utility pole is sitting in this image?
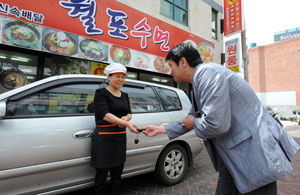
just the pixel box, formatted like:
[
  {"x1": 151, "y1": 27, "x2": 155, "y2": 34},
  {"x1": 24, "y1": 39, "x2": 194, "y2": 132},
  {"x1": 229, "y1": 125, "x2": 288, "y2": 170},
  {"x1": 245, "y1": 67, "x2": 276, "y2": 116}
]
[{"x1": 241, "y1": 30, "x2": 249, "y2": 82}]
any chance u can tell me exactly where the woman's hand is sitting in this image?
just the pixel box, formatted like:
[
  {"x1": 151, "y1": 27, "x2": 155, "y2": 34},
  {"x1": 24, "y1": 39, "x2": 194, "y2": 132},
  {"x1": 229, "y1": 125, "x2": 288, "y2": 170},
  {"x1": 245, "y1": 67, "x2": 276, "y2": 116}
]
[
  {"x1": 119, "y1": 114, "x2": 131, "y2": 128},
  {"x1": 126, "y1": 121, "x2": 140, "y2": 134}
]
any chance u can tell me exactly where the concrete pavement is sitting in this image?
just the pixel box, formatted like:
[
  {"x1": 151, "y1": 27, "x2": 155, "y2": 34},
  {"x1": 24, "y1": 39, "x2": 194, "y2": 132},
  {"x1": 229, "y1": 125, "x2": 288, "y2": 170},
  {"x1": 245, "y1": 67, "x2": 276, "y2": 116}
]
[
  {"x1": 118, "y1": 137, "x2": 300, "y2": 195},
  {"x1": 68, "y1": 124, "x2": 300, "y2": 195},
  {"x1": 282, "y1": 121, "x2": 300, "y2": 138},
  {"x1": 286, "y1": 129, "x2": 300, "y2": 138},
  {"x1": 278, "y1": 137, "x2": 300, "y2": 195},
  {"x1": 118, "y1": 125, "x2": 300, "y2": 195}
]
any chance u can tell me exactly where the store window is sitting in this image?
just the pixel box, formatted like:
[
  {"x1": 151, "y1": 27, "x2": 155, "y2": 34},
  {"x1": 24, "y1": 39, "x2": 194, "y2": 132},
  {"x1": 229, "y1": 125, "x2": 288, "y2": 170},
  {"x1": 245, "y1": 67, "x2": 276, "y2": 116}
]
[
  {"x1": 0, "y1": 49, "x2": 38, "y2": 94},
  {"x1": 139, "y1": 73, "x2": 175, "y2": 87},
  {"x1": 177, "y1": 82, "x2": 190, "y2": 98},
  {"x1": 160, "y1": 0, "x2": 188, "y2": 26},
  {"x1": 43, "y1": 55, "x2": 91, "y2": 77},
  {"x1": 127, "y1": 71, "x2": 138, "y2": 80},
  {"x1": 212, "y1": 9, "x2": 218, "y2": 40}
]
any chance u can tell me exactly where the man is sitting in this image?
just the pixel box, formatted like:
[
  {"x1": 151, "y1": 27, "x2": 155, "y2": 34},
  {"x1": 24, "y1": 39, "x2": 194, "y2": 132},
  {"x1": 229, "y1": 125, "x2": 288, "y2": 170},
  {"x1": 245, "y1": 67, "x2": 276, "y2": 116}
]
[{"x1": 143, "y1": 43, "x2": 299, "y2": 194}]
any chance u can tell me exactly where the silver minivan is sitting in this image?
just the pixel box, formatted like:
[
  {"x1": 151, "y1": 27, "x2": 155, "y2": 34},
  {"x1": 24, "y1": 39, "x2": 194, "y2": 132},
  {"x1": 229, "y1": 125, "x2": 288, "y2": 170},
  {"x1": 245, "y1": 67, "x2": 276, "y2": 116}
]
[{"x1": 0, "y1": 74, "x2": 203, "y2": 195}]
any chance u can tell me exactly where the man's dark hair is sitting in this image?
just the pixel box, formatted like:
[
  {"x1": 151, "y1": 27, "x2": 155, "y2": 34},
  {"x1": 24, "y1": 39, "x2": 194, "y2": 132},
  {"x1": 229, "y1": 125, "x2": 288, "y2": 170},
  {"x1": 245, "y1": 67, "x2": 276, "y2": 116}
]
[{"x1": 166, "y1": 43, "x2": 203, "y2": 67}]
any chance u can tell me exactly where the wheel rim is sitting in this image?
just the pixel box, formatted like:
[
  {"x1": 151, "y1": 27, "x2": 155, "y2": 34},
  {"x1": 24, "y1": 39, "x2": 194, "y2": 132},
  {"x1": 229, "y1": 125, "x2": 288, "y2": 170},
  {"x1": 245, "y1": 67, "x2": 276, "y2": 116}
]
[{"x1": 163, "y1": 149, "x2": 185, "y2": 180}]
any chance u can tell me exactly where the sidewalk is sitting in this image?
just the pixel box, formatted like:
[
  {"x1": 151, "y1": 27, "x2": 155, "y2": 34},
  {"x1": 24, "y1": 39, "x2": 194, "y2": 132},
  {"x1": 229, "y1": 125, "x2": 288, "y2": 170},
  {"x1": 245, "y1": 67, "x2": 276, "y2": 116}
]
[
  {"x1": 282, "y1": 120, "x2": 300, "y2": 138},
  {"x1": 281, "y1": 120, "x2": 299, "y2": 128},
  {"x1": 278, "y1": 137, "x2": 300, "y2": 195}
]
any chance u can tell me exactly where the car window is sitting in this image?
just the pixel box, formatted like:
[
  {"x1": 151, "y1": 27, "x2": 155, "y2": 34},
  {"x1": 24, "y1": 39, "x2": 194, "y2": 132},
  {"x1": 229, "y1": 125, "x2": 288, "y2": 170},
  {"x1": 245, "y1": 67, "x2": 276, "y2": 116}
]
[
  {"x1": 154, "y1": 87, "x2": 182, "y2": 111},
  {"x1": 121, "y1": 85, "x2": 162, "y2": 113},
  {"x1": 6, "y1": 83, "x2": 99, "y2": 117}
]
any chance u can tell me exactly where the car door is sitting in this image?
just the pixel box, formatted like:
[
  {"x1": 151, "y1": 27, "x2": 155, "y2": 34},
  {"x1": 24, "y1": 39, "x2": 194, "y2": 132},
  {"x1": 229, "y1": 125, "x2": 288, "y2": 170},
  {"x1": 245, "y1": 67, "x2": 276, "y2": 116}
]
[
  {"x1": 154, "y1": 86, "x2": 187, "y2": 123},
  {"x1": 0, "y1": 79, "x2": 101, "y2": 194},
  {"x1": 154, "y1": 86, "x2": 197, "y2": 139},
  {"x1": 121, "y1": 83, "x2": 173, "y2": 174}
]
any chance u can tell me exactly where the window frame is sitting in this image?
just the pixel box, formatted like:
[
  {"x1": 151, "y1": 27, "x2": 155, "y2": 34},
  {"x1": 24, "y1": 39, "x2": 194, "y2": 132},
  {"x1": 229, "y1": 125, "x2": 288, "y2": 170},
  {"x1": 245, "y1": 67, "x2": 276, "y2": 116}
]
[
  {"x1": 153, "y1": 86, "x2": 182, "y2": 111},
  {"x1": 4, "y1": 79, "x2": 104, "y2": 119},
  {"x1": 122, "y1": 82, "x2": 164, "y2": 114},
  {"x1": 160, "y1": 0, "x2": 188, "y2": 26},
  {"x1": 212, "y1": 8, "x2": 218, "y2": 40},
  {"x1": 4, "y1": 78, "x2": 183, "y2": 119}
]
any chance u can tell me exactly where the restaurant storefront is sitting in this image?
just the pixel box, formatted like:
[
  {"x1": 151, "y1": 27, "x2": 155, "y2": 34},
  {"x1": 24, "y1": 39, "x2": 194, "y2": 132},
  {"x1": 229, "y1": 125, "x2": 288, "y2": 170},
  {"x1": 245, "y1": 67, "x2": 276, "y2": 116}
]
[{"x1": 0, "y1": 0, "x2": 215, "y2": 95}]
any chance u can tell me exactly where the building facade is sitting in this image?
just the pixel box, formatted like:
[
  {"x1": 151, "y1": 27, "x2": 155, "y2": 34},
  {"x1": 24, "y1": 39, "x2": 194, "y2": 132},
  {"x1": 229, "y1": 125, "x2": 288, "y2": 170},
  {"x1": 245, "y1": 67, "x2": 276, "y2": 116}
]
[
  {"x1": 248, "y1": 37, "x2": 300, "y2": 116},
  {"x1": 0, "y1": 0, "x2": 224, "y2": 95}
]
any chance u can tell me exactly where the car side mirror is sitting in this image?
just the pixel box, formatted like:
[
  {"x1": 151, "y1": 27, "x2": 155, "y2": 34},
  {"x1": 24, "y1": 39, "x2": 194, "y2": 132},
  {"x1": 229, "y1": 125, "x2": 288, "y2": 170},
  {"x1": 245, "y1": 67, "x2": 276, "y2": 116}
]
[{"x1": 0, "y1": 100, "x2": 6, "y2": 119}]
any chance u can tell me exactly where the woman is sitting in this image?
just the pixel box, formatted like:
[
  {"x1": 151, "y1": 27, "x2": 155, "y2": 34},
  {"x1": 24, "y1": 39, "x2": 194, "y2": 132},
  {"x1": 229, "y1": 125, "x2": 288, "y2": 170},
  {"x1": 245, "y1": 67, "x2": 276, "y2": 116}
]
[{"x1": 91, "y1": 63, "x2": 139, "y2": 195}]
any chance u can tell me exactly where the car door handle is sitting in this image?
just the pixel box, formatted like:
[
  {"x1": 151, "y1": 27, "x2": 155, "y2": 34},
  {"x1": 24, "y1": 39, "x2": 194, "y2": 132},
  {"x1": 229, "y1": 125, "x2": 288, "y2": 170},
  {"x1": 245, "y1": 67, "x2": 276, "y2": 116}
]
[{"x1": 73, "y1": 130, "x2": 93, "y2": 139}]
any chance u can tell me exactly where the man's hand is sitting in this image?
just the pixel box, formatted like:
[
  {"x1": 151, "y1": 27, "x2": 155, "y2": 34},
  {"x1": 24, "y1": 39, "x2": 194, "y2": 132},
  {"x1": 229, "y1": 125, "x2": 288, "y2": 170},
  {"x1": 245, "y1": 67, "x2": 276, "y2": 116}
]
[
  {"x1": 181, "y1": 115, "x2": 195, "y2": 130},
  {"x1": 143, "y1": 125, "x2": 166, "y2": 137}
]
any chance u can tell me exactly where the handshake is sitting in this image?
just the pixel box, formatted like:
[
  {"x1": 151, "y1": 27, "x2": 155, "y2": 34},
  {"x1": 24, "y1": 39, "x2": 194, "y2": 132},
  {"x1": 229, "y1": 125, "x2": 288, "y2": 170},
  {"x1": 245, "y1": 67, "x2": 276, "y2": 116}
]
[
  {"x1": 133, "y1": 125, "x2": 167, "y2": 145},
  {"x1": 132, "y1": 115, "x2": 196, "y2": 137},
  {"x1": 136, "y1": 125, "x2": 167, "y2": 137}
]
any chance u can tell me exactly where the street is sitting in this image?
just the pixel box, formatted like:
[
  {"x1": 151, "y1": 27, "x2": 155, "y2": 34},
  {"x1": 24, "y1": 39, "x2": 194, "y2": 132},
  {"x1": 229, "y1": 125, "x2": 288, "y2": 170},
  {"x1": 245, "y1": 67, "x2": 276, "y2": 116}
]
[{"x1": 68, "y1": 126, "x2": 300, "y2": 195}]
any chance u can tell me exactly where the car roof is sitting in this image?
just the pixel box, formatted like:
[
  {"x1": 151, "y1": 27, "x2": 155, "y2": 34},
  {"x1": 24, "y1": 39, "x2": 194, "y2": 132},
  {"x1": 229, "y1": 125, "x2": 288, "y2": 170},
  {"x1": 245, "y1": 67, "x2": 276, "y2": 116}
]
[{"x1": 0, "y1": 74, "x2": 184, "y2": 100}]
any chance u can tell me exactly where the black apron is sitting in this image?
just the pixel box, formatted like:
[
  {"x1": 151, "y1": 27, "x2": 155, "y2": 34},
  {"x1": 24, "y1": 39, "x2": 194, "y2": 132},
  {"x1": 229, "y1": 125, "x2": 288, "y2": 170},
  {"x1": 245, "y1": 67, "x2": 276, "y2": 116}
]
[{"x1": 90, "y1": 124, "x2": 127, "y2": 168}]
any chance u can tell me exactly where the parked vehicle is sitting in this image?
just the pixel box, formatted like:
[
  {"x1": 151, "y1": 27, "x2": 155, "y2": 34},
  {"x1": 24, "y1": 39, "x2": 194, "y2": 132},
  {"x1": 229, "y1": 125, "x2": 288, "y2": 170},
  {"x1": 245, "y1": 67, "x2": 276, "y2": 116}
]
[
  {"x1": 0, "y1": 74, "x2": 203, "y2": 195},
  {"x1": 266, "y1": 106, "x2": 283, "y2": 126}
]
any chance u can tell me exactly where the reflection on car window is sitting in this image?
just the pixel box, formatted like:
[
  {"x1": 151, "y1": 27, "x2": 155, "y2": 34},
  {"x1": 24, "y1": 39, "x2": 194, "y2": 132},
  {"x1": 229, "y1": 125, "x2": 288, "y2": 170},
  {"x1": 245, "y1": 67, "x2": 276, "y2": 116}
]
[
  {"x1": 155, "y1": 87, "x2": 182, "y2": 111},
  {"x1": 121, "y1": 85, "x2": 162, "y2": 113},
  {"x1": 6, "y1": 83, "x2": 99, "y2": 117}
]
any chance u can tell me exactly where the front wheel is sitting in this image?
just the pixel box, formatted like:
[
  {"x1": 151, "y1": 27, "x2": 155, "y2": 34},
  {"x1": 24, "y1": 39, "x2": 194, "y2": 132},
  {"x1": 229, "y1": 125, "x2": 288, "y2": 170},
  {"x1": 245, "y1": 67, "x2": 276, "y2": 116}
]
[{"x1": 155, "y1": 144, "x2": 188, "y2": 185}]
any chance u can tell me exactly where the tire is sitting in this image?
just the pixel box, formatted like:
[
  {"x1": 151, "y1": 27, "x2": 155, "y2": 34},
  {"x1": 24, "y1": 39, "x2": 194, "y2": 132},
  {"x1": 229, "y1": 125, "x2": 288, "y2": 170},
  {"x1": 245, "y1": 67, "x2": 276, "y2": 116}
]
[{"x1": 155, "y1": 144, "x2": 188, "y2": 185}]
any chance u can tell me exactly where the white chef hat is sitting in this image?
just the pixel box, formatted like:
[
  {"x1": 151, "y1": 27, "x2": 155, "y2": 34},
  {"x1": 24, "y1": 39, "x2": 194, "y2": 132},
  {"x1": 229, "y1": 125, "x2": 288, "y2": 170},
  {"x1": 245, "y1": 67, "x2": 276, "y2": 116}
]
[{"x1": 104, "y1": 63, "x2": 127, "y2": 76}]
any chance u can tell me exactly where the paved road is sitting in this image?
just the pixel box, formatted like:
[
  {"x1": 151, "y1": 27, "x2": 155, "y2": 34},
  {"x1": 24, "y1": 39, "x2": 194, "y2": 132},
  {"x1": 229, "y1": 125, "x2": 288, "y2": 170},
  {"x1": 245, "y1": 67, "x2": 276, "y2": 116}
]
[
  {"x1": 119, "y1": 138, "x2": 300, "y2": 195},
  {"x1": 285, "y1": 125, "x2": 300, "y2": 138},
  {"x1": 67, "y1": 129, "x2": 300, "y2": 195}
]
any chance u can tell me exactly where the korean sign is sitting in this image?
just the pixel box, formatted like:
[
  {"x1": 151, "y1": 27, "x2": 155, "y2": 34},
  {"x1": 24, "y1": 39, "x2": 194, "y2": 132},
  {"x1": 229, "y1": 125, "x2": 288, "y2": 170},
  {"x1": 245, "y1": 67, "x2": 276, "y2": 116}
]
[
  {"x1": 0, "y1": 0, "x2": 211, "y2": 58},
  {"x1": 223, "y1": 0, "x2": 243, "y2": 36},
  {"x1": 225, "y1": 38, "x2": 240, "y2": 72},
  {"x1": 0, "y1": 2, "x2": 44, "y2": 24}
]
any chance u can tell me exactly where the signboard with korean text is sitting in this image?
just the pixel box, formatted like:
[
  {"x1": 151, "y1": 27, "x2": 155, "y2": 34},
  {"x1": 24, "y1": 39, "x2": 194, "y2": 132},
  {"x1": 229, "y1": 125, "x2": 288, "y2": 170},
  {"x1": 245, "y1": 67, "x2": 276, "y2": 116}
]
[
  {"x1": 225, "y1": 37, "x2": 240, "y2": 72},
  {"x1": 0, "y1": 14, "x2": 173, "y2": 76},
  {"x1": 224, "y1": 0, "x2": 243, "y2": 36},
  {"x1": 0, "y1": 0, "x2": 213, "y2": 58}
]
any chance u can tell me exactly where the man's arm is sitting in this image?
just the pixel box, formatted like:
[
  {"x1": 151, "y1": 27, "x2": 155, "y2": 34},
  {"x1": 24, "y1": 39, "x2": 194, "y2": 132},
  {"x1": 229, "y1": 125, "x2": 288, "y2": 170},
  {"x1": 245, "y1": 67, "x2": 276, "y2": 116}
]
[
  {"x1": 192, "y1": 67, "x2": 231, "y2": 139},
  {"x1": 144, "y1": 118, "x2": 192, "y2": 139},
  {"x1": 144, "y1": 92, "x2": 197, "y2": 139}
]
